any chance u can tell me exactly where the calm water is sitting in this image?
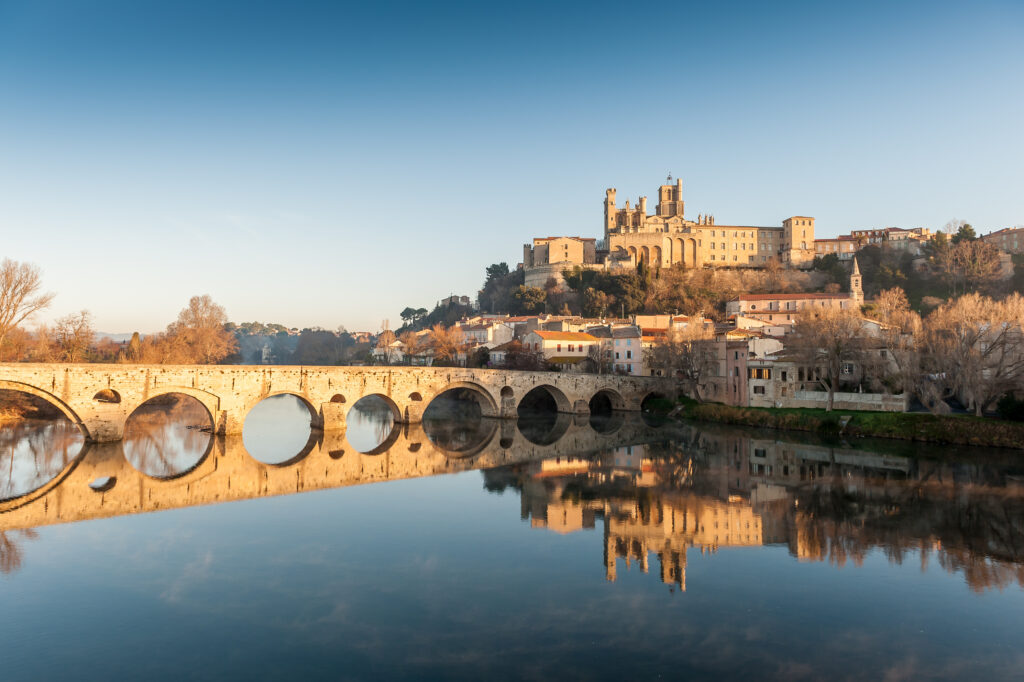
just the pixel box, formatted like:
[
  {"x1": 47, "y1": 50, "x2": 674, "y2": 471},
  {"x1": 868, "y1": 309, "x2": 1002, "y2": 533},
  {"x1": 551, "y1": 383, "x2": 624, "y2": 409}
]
[{"x1": 2, "y1": 394, "x2": 1024, "y2": 681}]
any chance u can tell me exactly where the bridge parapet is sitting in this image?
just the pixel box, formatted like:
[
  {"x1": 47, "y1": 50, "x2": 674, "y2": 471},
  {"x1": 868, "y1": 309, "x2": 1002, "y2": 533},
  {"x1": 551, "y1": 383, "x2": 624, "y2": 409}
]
[{"x1": 0, "y1": 364, "x2": 675, "y2": 442}]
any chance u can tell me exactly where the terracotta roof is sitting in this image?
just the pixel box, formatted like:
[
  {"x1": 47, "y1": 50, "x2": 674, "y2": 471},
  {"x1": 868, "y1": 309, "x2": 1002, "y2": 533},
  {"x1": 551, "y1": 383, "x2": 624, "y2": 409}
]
[
  {"x1": 529, "y1": 331, "x2": 599, "y2": 342},
  {"x1": 534, "y1": 236, "x2": 596, "y2": 243},
  {"x1": 739, "y1": 293, "x2": 850, "y2": 301}
]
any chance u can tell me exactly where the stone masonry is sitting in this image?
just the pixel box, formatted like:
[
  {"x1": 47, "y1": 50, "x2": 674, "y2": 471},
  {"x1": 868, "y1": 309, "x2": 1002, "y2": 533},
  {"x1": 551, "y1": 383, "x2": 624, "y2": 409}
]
[{"x1": 0, "y1": 363, "x2": 675, "y2": 442}]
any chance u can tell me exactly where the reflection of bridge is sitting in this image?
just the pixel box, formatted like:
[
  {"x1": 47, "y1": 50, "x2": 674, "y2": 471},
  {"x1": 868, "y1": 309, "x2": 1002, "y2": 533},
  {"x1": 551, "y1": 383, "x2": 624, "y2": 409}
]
[
  {"x1": 0, "y1": 414, "x2": 672, "y2": 532},
  {"x1": 0, "y1": 363, "x2": 673, "y2": 442}
]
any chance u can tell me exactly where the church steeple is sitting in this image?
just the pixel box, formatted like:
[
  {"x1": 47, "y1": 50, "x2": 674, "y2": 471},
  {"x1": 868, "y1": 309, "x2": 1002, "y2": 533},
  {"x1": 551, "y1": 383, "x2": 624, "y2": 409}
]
[{"x1": 850, "y1": 257, "x2": 863, "y2": 305}]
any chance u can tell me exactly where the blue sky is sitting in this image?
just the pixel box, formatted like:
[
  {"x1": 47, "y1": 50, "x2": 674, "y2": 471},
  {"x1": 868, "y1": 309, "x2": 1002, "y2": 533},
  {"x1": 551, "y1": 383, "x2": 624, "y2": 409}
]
[{"x1": 1, "y1": 0, "x2": 1021, "y2": 332}]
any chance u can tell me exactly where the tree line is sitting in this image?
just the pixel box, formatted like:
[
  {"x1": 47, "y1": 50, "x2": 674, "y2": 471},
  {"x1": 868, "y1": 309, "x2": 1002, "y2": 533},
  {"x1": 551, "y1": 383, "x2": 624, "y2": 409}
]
[{"x1": 0, "y1": 258, "x2": 238, "y2": 364}]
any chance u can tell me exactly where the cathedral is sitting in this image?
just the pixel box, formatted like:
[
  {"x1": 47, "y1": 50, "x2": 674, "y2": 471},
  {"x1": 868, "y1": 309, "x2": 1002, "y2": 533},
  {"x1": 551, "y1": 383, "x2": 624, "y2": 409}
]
[{"x1": 604, "y1": 176, "x2": 815, "y2": 269}]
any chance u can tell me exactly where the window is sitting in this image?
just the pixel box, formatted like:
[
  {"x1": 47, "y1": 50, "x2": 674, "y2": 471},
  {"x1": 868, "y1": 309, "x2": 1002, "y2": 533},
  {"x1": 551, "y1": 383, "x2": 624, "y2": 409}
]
[
  {"x1": 615, "y1": 351, "x2": 620, "y2": 359},
  {"x1": 626, "y1": 350, "x2": 632, "y2": 359},
  {"x1": 626, "y1": 339, "x2": 631, "y2": 346},
  {"x1": 568, "y1": 344, "x2": 574, "y2": 352},
  {"x1": 557, "y1": 344, "x2": 561, "y2": 352},
  {"x1": 781, "y1": 371, "x2": 788, "y2": 381},
  {"x1": 754, "y1": 386, "x2": 765, "y2": 394},
  {"x1": 842, "y1": 362, "x2": 854, "y2": 375}
]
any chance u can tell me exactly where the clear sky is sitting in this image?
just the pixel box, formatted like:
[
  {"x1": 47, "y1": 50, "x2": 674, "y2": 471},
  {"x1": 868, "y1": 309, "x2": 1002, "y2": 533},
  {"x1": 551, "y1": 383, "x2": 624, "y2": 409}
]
[{"x1": 1, "y1": 0, "x2": 1021, "y2": 333}]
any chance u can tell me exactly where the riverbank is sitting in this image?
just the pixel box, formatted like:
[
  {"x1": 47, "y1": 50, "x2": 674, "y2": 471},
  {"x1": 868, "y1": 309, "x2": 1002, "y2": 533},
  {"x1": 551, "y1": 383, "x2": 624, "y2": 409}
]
[
  {"x1": 0, "y1": 393, "x2": 62, "y2": 422},
  {"x1": 679, "y1": 401, "x2": 1024, "y2": 450}
]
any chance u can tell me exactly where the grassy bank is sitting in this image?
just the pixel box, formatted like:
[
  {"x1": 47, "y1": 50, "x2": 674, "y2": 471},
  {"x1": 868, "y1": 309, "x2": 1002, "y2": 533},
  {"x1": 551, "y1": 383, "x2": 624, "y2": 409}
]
[{"x1": 681, "y1": 401, "x2": 1024, "y2": 450}]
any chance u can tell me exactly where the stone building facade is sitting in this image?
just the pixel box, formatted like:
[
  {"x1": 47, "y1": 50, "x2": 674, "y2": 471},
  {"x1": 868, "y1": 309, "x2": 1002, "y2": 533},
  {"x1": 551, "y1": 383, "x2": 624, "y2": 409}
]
[
  {"x1": 603, "y1": 177, "x2": 815, "y2": 269},
  {"x1": 522, "y1": 236, "x2": 600, "y2": 287},
  {"x1": 982, "y1": 227, "x2": 1024, "y2": 254}
]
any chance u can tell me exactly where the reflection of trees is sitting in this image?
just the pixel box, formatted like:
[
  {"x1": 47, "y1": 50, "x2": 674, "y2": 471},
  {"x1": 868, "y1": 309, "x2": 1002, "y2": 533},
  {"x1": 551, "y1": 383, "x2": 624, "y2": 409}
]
[
  {"x1": 123, "y1": 395, "x2": 212, "y2": 478},
  {"x1": 0, "y1": 529, "x2": 38, "y2": 574},
  {"x1": 0, "y1": 420, "x2": 83, "y2": 500},
  {"x1": 348, "y1": 398, "x2": 398, "y2": 452},
  {"x1": 789, "y1": 479, "x2": 1024, "y2": 592}
]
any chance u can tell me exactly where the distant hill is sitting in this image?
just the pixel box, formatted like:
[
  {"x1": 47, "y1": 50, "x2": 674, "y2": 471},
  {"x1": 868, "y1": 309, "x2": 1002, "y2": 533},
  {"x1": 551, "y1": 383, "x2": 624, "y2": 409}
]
[{"x1": 95, "y1": 332, "x2": 147, "y2": 343}]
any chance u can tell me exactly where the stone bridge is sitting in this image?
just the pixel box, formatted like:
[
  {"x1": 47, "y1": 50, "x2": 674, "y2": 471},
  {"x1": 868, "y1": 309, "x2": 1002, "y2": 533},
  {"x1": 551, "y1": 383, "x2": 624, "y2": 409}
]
[
  {"x1": 0, "y1": 415, "x2": 675, "y2": 532},
  {"x1": 0, "y1": 363, "x2": 675, "y2": 442}
]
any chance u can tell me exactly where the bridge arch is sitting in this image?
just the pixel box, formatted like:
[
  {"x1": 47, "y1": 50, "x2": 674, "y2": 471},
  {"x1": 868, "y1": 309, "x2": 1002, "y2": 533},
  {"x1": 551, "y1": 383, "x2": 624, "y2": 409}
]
[
  {"x1": 123, "y1": 391, "x2": 217, "y2": 481},
  {"x1": 589, "y1": 388, "x2": 627, "y2": 412},
  {"x1": 0, "y1": 380, "x2": 88, "y2": 438},
  {"x1": 252, "y1": 391, "x2": 318, "y2": 423},
  {"x1": 126, "y1": 386, "x2": 220, "y2": 431},
  {"x1": 426, "y1": 381, "x2": 499, "y2": 418},
  {"x1": 348, "y1": 393, "x2": 401, "y2": 421},
  {"x1": 516, "y1": 384, "x2": 572, "y2": 415}
]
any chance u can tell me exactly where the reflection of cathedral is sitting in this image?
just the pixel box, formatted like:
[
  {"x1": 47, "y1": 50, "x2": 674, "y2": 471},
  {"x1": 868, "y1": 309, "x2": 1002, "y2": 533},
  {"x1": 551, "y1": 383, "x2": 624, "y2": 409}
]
[
  {"x1": 488, "y1": 433, "x2": 1024, "y2": 593},
  {"x1": 507, "y1": 446, "x2": 769, "y2": 590}
]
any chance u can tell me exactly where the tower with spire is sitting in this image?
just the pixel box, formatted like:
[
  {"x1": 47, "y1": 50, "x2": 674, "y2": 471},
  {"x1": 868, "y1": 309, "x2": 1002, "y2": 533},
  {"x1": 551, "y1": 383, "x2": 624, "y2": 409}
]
[{"x1": 850, "y1": 257, "x2": 863, "y2": 305}]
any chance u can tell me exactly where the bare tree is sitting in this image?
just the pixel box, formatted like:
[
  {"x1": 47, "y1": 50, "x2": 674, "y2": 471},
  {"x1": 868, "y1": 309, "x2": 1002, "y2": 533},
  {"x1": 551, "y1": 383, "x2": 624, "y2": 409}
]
[
  {"x1": 870, "y1": 287, "x2": 911, "y2": 324},
  {"x1": 0, "y1": 259, "x2": 55, "y2": 360},
  {"x1": 428, "y1": 324, "x2": 464, "y2": 366},
  {"x1": 931, "y1": 239, "x2": 1001, "y2": 296},
  {"x1": 924, "y1": 293, "x2": 1024, "y2": 416},
  {"x1": 165, "y1": 295, "x2": 237, "y2": 364},
  {"x1": 874, "y1": 300, "x2": 933, "y2": 410},
  {"x1": 398, "y1": 330, "x2": 421, "y2": 365},
  {"x1": 790, "y1": 307, "x2": 870, "y2": 412},
  {"x1": 645, "y1": 323, "x2": 716, "y2": 401},
  {"x1": 52, "y1": 310, "x2": 95, "y2": 362},
  {"x1": 375, "y1": 329, "x2": 398, "y2": 364}
]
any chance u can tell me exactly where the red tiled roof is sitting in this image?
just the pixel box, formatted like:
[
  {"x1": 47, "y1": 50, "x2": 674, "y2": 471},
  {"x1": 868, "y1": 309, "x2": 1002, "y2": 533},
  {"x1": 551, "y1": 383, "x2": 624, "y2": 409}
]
[
  {"x1": 529, "y1": 330, "x2": 598, "y2": 342},
  {"x1": 739, "y1": 293, "x2": 850, "y2": 301}
]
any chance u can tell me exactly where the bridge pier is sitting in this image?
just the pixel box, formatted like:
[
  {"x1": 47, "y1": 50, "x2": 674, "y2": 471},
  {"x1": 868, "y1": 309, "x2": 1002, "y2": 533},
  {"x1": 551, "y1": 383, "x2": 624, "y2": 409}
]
[
  {"x1": 315, "y1": 402, "x2": 348, "y2": 432},
  {"x1": 82, "y1": 417, "x2": 125, "y2": 443},
  {"x1": 398, "y1": 401, "x2": 425, "y2": 424},
  {"x1": 216, "y1": 410, "x2": 246, "y2": 436}
]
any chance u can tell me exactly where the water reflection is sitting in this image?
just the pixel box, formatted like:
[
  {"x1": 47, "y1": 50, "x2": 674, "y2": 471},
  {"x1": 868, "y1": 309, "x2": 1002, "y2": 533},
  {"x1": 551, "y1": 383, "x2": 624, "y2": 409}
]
[
  {"x1": 422, "y1": 392, "x2": 497, "y2": 455},
  {"x1": 243, "y1": 394, "x2": 314, "y2": 464},
  {"x1": 487, "y1": 431, "x2": 1024, "y2": 593},
  {"x1": 123, "y1": 394, "x2": 212, "y2": 478},
  {"x1": 345, "y1": 396, "x2": 398, "y2": 453},
  {"x1": 0, "y1": 419, "x2": 84, "y2": 500},
  {"x1": 3, "y1": 408, "x2": 1024, "y2": 595}
]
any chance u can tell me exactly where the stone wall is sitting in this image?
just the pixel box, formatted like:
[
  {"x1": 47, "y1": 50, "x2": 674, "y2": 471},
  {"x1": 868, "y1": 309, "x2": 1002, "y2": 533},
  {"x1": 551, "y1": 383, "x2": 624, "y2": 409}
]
[{"x1": 787, "y1": 390, "x2": 907, "y2": 412}]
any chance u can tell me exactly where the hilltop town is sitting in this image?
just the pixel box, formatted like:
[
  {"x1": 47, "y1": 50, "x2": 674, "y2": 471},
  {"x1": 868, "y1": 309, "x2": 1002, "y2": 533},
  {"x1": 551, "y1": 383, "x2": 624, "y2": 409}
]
[
  {"x1": 369, "y1": 176, "x2": 1024, "y2": 419},
  {"x1": 2, "y1": 176, "x2": 1023, "y2": 422}
]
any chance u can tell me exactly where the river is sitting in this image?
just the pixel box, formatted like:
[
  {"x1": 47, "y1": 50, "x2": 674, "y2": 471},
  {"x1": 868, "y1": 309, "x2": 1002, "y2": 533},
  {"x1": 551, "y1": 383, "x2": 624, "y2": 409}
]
[{"x1": 1, "y1": 393, "x2": 1023, "y2": 680}]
